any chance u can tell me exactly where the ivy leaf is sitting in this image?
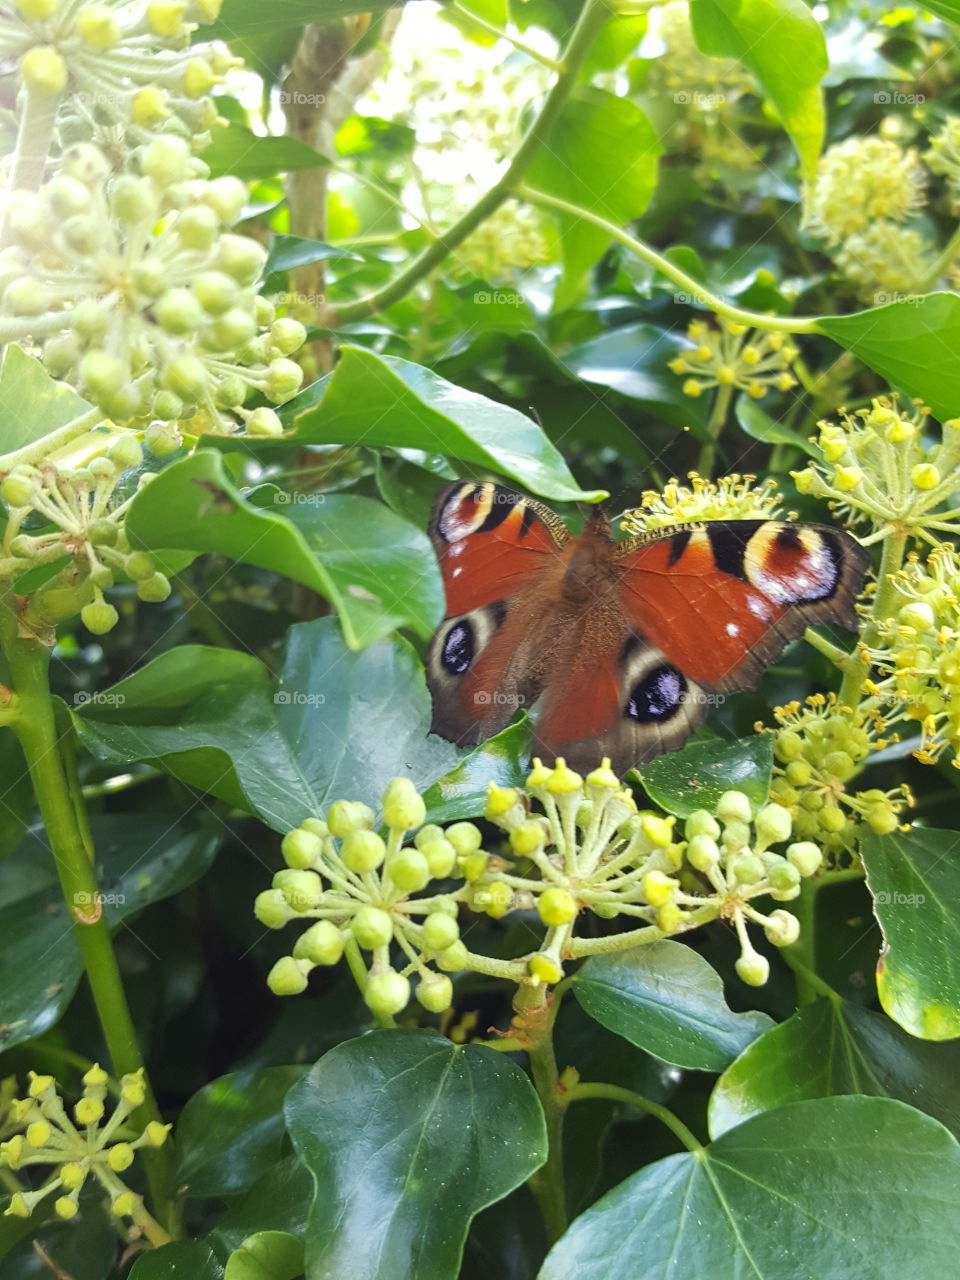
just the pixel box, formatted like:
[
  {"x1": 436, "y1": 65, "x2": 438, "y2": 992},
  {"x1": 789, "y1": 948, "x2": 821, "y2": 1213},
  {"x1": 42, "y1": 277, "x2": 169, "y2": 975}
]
[
  {"x1": 709, "y1": 997, "x2": 960, "y2": 1139},
  {"x1": 224, "y1": 1232, "x2": 304, "y2": 1280},
  {"x1": 818, "y1": 294, "x2": 960, "y2": 423},
  {"x1": 422, "y1": 719, "x2": 531, "y2": 824},
  {"x1": 128, "y1": 1242, "x2": 224, "y2": 1280},
  {"x1": 690, "y1": 0, "x2": 827, "y2": 184},
  {"x1": 635, "y1": 733, "x2": 773, "y2": 817},
  {"x1": 539, "y1": 1097, "x2": 960, "y2": 1280},
  {"x1": 863, "y1": 827, "x2": 960, "y2": 1040},
  {"x1": 286, "y1": 1030, "x2": 547, "y2": 1280},
  {"x1": 0, "y1": 344, "x2": 93, "y2": 457},
  {"x1": 735, "y1": 394, "x2": 817, "y2": 456},
  {"x1": 203, "y1": 124, "x2": 328, "y2": 181},
  {"x1": 572, "y1": 941, "x2": 773, "y2": 1071}
]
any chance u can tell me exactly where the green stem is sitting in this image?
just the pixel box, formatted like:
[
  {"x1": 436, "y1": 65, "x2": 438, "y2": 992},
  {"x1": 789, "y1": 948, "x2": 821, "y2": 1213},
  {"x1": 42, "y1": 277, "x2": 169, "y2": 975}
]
[
  {"x1": 838, "y1": 530, "x2": 909, "y2": 707},
  {"x1": 564, "y1": 1083, "x2": 704, "y2": 1152},
  {"x1": 0, "y1": 408, "x2": 105, "y2": 471},
  {"x1": 2, "y1": 85, "x2": 58, "y2": 242},
  {"x1": 0, "y1": 596, "x2": 175, "y2": 1230},
  {"x1": 803, "y1": 626, "x2": 851, "y2": 670},
  {"x1": 782, "y1": 879, "x2": 817, "y2": 1005},
  {"x1": 697, "y1": 382, "x2": 733, "y2": 477},
  {"x1": 519, "y1": 988, "x2": 567, "y2": 1245},
  {"x1": 920, "y1": 223, "x2": 960, "y2": 291},
  {"x1": 781, "y1": 949, "x2": 840, "y2": 1004},
  {"x1": 517, "y1": 186, "x2": 824, "y2": 335},
  {"x1": 331, "y1": 0, "x2": 612, "y2": 324},
  {"x1": 568, "y1": 903, "x2": 719, "y2": 956}
]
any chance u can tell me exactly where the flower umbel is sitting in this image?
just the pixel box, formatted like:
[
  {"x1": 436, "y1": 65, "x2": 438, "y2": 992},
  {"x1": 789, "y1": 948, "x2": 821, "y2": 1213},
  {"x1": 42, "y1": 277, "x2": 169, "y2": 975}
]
[
  {"x1": 619, "y1": 471, "x2": 785, "y2": 534},
  {"x1": 668, "y1": 318, "x2": 798, "y2": 400}
]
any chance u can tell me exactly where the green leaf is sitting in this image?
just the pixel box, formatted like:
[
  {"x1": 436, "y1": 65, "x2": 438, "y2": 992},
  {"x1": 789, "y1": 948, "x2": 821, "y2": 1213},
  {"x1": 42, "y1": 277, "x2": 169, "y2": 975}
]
[
  {"x1": 125, "y1": 450, "x2": 441, "y2": 647},
  {"x1": 863, "y1": 826, "x2": 960, "y2": 1040},
  {"x1": 709, "y1": 997, "x2": 960, "y2": 1139},
  {"x1": 75, "y1": 619, "x2": 460, "y2": 831},
  {"x1": 0, "y1": 1200, "x2": 116, "y2": 1280},
  {"x1": 285, "y1": 1029, "x2": 547, "y2": 1280},
  {"x1": 225, "y1": 1232, "x2": 304, "y2": 1280},
  {"x1": 689, "y1": 0, "x2": 827, "y2": 184},
  {"x1": 0, "y1": 813, "x2": 221, "y2": 1051},
  {"x1": 539, "y1": 1097, "x2": 960, "y2": 1280},
  {"x1": 526, "y1": 87, "x2": 660, "y2": 299},
  {"x1": 735, "y1": 393, "x2": 817, "y2": 456},
  {"x1": 422, "y1": 719, "x2": 531, "y2": 824},
  {"x1": 212, "y1": 1158, "x2": 313, "y2": 1259},
  {"x1": 573, "y1": 941, "x2": 773, "y2": 1071},
  {"x1": 283, "y1": 347, "x2": 606, "y2": 503},
  {"x1": 206, "y1": 0, "x2": 408, "y2": 43},
  {"x1": 919, "y1": 0, "x2": 960, "y2": 25},
  {"x1": 177, "y1": 1067, "x2": 306, "y2": 1199},
  {"x1": 635, "y1": 733, "x2": 773, "y2": 817},
  {"x1": 203, "y1": 123, "x2": 328, "y2": 181},
  {"x1": 129, "y1": 1241, "x2": 224, "y2": 1280},
  {"x1": 0, "y1": 344, "x2": 93, "y2": 457},
  {"x1": 818, "y1": 294, "x2": 960, "y2": 423},
  {"x1": 263, "y1": 233, "x2": 360, "y2": 291},
  {"x1": 560, "y1": 323, "x2": 710, "y2": 435}
]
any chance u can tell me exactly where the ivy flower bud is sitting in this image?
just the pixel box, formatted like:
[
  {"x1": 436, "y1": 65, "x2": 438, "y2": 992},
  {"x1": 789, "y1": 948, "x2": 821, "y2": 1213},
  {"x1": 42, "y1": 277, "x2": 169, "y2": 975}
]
[
  {"x1": 120, "y1": 1073, "x2": 145, "y2": 1107},
  {"x1": 351, "y1": 906, "x2": 393, "y2": 950},
  {"x1": 267, "y1": 956, "x2": 310, "y2": 996},
  {"x1": 1, "y1": 473, "x2": 36, "y2": 508},
  {"x1": 754, "y1": 802, "x2": 792, "y2": 846},
  {"x1": 546, "y1": 759, "x2": 583, "y2": 794},
  {"x1": 421, "y1": 912, "x2": 460, "y2": 952},
  {"x1": 340, "y1": 829, "x2": 385, "y2": 873},
  {"x1": 253, "y1": 889, "x2": 289, "y2": 929},
  {"x1": 899, "y1": 602, "x2": 936, "y2": 632},
  {"x1": 731, "y1": 854, "x2": 764, "y2": 885},
  {"x1": 78, "y1": 4, "x2": 122, "y2": 47},
  {"x1": 640, "y1": 813, "x2": 674, "y2": 847},
  {"x1": 735, "y1": 951, "x2": 770, "y2": 986},
  {"x1": 365, "y1": 970, "x2": 410, "y2": 1016},
  {"x1": 281, "y1": 827, "x2": 324, "y2": 869},
  {"x1": 269, "y1": 317, "x2": 308, "y2": 355},
  {"x1": 147, "y1": 1, "x2": 188, "y2": 37},
  {"x1": 686, "y1": 832, "x2": 720, "y2": 871},
  {"x1": 20, "y1": 47, "x2": 68, "y2": 94},
  {"x1": 485, "y1": 783, "x2": 519, "y2": 818},
  {"x1": 833, "y1": 465, "x2": 862, "y2": 492},
  {"x1": 436, "y1": 940, "x2": 469, "y2": 972},
  {"x1": 382, "y1": 778, "x2": 426, "y2": 831},
  {"x1": 107, "y1": 1143, "x2": 135, "y2": 1172},
  {"x1": 510, "y1": 821, "x2": 545, "y2": 855},
  {"x1": 785, "y1": 841, "x2": 822, "y2": 877},
  {"x1": 445, "y1": 822, "x2": 482, "y2": 855},
  {"x1": 155, "y1": 288, "x2": 203, "y2": 335},
  {"x1": 26, "y1": 1121, "x2": 52, "y2": 1148},
  {"x1": 75, "y1": 1097, "x2": 104, "y2": 1125},
  {"x1": 264, "y1": 358, "x2": 304, "y2": 403},
  {"x1": 642, "y1": 870, "x2": 677, "y2": 906},
  {"x1": 143, "y1": 1122, "x2": 170, "y2": 1147},
  {"x1": 685, "y1": 809, "x2": 720, "y2": 839},
  {"x1": 385, "y1": 847, "x2": 430, "y2": 893},
  {"x1": 528, "y1": 953, "x2": 563, "y2": 985},
  {"x1": 764, "y1": 909, "x2": 800, "y2": 947},
  {"x1": 416, "y1": 974, "x2": 453, "y2": 1013},
  {"x1": 419, "y1": 837, "x2": 457, "y2": 878},
  {"x1": 717, "y1": 791, "x2": 753, "y2": 823},
  {"x1": 192, "y1": 270, "x2": 237, "y2": 315},
  {"x1": 326, "y1": 800, "x2": 374, "y2": 838},
  {"x1": 143, "y1": 135, "x2": 191, "y2": 185},
  {"x1": 537, "y1": 887, "x2": 578, "y2": 925},
  {"x1": 911, "y1": 463, "x2": 940, "y2": 491},
  {"x1": 81, "y1": 601, "x2": 119, "y2": 635},
  {"x1": 55, "y1": 1197, "x2": 79, "y2": 1220},
  {"x1": 217, "y1": 235, "x2": 267, "y2": 284},
  {"x1": 478, "y1": 879, "x2": 513, "y2": 918},
  {"x1": 293, "y1": 920, "x2": 344, "y2": 966},
  {"x1": 60, "y1": 1163, "x2": 86, "y2": 1190},
  {"x1": 272, "y1": 869, "x2": 322, "y2": 912},
  {"x1": 526, "y1": 758, "x2": 553, "y2": 788},
  {"x1": 246, "y1": 408, "x2": 284, "y2": 437}
]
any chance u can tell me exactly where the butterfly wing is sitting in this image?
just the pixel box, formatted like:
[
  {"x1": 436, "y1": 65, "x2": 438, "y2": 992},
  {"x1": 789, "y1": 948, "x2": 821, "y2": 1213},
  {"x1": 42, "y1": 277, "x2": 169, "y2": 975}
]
[{"x1": 426, "y1": 482, "x2": 569, "y2": 745}]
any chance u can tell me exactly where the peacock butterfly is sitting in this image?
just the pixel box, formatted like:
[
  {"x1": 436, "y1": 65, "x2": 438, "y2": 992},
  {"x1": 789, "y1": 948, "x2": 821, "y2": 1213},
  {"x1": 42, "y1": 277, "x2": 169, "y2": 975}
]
[{"x1": 426, "y1": 481, "x2": 869, "y2": 775}]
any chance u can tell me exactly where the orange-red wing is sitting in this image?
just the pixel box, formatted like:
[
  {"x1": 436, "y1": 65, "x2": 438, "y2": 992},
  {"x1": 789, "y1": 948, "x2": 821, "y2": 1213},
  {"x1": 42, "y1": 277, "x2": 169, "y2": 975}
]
[
  {"x1": 429, "y1": 481, "x2": 568, "y2": 617},
  {"x1": 614, "y1": 521, "x2": 868, "y2": 692}
]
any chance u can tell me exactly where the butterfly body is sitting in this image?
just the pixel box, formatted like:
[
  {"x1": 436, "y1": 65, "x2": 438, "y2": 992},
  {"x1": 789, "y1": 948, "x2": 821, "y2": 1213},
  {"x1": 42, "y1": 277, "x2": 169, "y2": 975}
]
[{"x1": 427, "y1": 482, "x2": 869, "y2": 775}]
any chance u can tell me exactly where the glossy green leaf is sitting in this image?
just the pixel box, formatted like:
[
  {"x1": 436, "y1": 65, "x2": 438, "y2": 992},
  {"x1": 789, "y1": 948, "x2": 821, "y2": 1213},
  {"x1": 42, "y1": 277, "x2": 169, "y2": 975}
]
[
  {"x1": 690, "y1": 0, "x2": 827, "y2": 183},
  {"x1": 539, "y1": 1097, "x2": 960, "y2": 1280},
  {"x1": 709, "y1": 997, "x2": 960, "y2": 1139},
  {"x1": 863, "y1": 826, "x2": 960, "y2": 1040},
  {"x1": 203, "y1": 123, "x2": 328, "y2": 181},
  {"x1": 263, "y1": 233, "x2": 360, "y2": 291},
  {"x1": 917, "y1": 0, "x2": 960, "y2": 26},
  {"x1": 0, "y1": 1199, "x2": 116, "y2": 1279},
  {"x1": 735, "y1": 394, "x2": 817, "y2": 456},
  {"x1": 125, "y1": 450, "x2": 441, "y2": 647},
  {"x1": 206, "y1": 0, "x2": 408, "y2": 43},
  {"x1": 0, "y1": 344, "x2": 93, "y2": 457},
  {"x1": 0, "y1": 813, "x2": 221, "y2": 1051},
  {"x1": 285, "y1": 1029, "x2": 547, "y2": 1280},
  {"x1": 285, "y1": 347, "x2": 606, "y2": 502},
  {"x1": 75, "y1": 619, "x2": 459, "y2": 830},
  {"x1": 573, "y1": 941, "x2": 773, "y2": 1071},
  {"x1": 129, "y1": 1241, "x2": 224, "y2": 1280},
  {"x1": 212, "y1": 1158, "x2": 314, "y2": 1259},
  {"x1": 526, "y1": 88, "x2": 660, "y2": 299},
  {"x1": 422, "y1": 719, "x2": 530, "y2": 824},
  {"x1": 818, "y1": 294, "x2": 960, "y2": 423},
  {"x1": 177, "y1": 1067, "x2": 305, "y2": 1199},
  {"x1": 225, "y1": 1231, "x2": 304, "y2": 1280},
  {"x1": 635, "y1": 733, "x2": 773, "y2": 817},
  {"x1": 560, "y1": 323, "x2": 710, "y2": 434}
]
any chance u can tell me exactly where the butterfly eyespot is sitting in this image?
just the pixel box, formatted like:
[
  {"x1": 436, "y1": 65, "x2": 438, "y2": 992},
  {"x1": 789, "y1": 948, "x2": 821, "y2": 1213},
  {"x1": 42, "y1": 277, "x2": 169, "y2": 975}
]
[
  {"x1": 626, "y1": 664, "x2": 687, "y2": 723},
  {"x1": 441, "y1": 620, "x2": 474, "y2": 675}
]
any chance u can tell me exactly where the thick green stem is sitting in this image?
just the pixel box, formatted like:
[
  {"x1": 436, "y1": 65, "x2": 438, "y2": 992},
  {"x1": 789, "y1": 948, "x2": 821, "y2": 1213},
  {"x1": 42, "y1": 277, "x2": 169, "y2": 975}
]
[
  {"x1": 0, "y1": 408, "x2": 105, "y2": 472},
  {"x1": 516, "y1": 986, "x2": 567, "y2": 1244},
  {"x1": 921, "y1": 223, "x2": 960, "y2": 291},
  {"x1": 331, "y1": 0, "x2": 612, "y2": 325},
  {"x1": 782, "y1": 879, "x2": 818, "y2": 1006},
  {"x1": 0, "y1": 596, "x2": 175, "y2": 1230},
  {"x1": 838, "y1": 530, "x2": 909, "y2": 707},
  {"x1": 564, "y1": 1083, "x2": 703, "y2": 1152},
  {"x1": 697, "y1": 382, "x2": 733, "y2": 477}
]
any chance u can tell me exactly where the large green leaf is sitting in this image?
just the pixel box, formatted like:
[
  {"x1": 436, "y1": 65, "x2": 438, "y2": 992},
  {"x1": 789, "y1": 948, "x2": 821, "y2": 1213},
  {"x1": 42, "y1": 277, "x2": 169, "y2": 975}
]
[
  {"x1": 918, "y1": 0, "x2": 960, "y2": 25},
  {"x1": 539, "y1": 1097, "x2": 960, "y2": 1280},
  {"x1": 205, "y1": 0, "x2": 407, "y2": 42},
  {"x1": 572, "y1": 941, "x2": 773, "y2": 1071},
  {"x1": 129, "y1": 1242, "x2": 224, "y2": 1280},
  {"x1": 203, "y1": 124, "x2": 328, "y2": 181},
  {"x1": 0, "y1": 344, "x2": 93, "y2": 458},
  {"x1": 225, "y1": 1232, "x2": 304, "y2": 1280},
  {"x1": 690, "y1": 0, "x2": 827, "y2": 183},
  {"x1": 635, "y1": 733, "x2": 773, "y2": 817},
  {"x1": 863, "y1": 827, "x2": 960, "y2": 1040},
  {"x1": 75, "y1": 619, "x2": 459, "y2": 831},
  {"x1": 0, "y1": 814, "x2": 221, "y2": 1051},
  {"x1": 285, "y1": 1030, "x2": 546, "y2": 1280},
  {"x1": 125, "y1": 450, "x2": 442, "y2": 648},
  {"x1": 560, "y1": 322, "x2": 711, "y2": 434},
  {"x1": 177, "y1": 1067, "x2": 306, "y2": 1199},
  {"x1": 282, "y1": 348, "x2": 607, "y2": 503},
  {"x1": 709, "y1": 997, "x2": 960, "y2": 1139},
  {"x1": 0, "y1": 1200, "x2": 116, "y2": 1279},
  {"x1": 526, "y1": 87, "x2": 661, "y2": 301},
  {"x1": 818, "y1": 294, "x2": 960, "y2": 424},
  {"x1": 422, "y1": 719, "x2": 530, "y2": 824}
]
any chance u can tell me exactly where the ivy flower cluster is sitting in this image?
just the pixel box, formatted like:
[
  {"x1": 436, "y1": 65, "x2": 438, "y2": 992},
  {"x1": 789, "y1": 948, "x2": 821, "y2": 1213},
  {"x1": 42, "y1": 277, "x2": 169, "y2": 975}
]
[
  {"x1": 0, "y1": 1067, "x2": 169, "y2": 1229},
  {"x1": 668, "y1": 319, "x2": 798, "y2": 400},
  {"x1": 1, "y1": 0, "x2": 227, "y2": 151},
  {"x1": 865, "y1": 546, "x2": 960, "y2": 767},
  {"x1": 256, "y1": 765, "x2": 827, "y2": 1013},
  {"x1": 0, "y1": 431, "x2": 174, "y2": 635},
  {"x1": 792, "y1": 399, "x2": 960, "y2": 543},
  {"x1": 0, "y1": 139, "x2": 304, "y2": 432},
  {"x1": 925, "y1": 116, "x2": 960, "y2": 212},
  {"x1": 764, "y1": 694, "x2": 911, "y2": 860},
  {"x1": 619, "y1": 471, "x2": 786, "y2": 534}
]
